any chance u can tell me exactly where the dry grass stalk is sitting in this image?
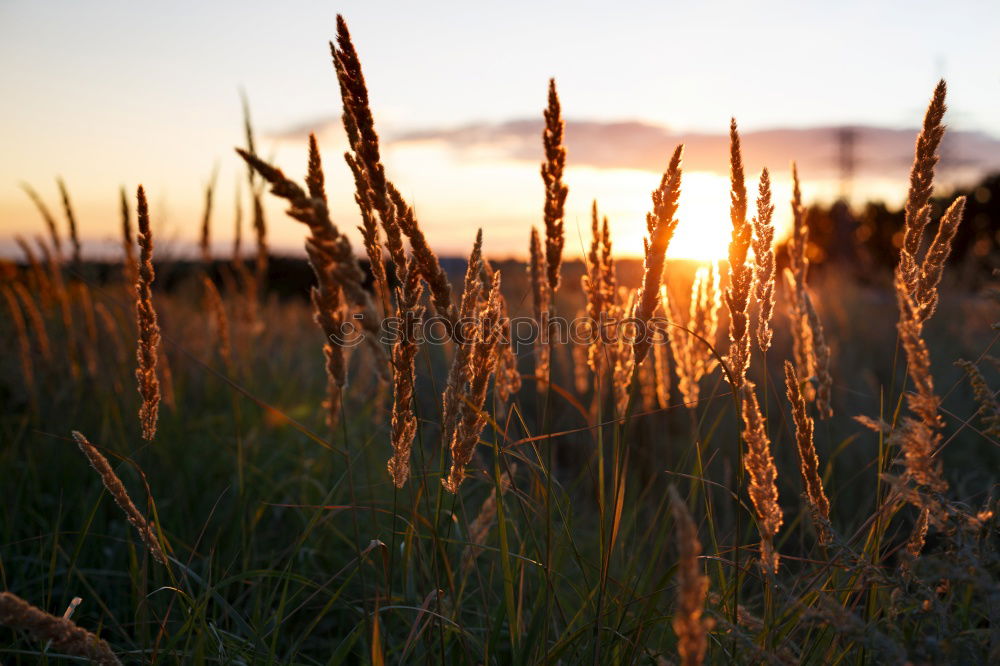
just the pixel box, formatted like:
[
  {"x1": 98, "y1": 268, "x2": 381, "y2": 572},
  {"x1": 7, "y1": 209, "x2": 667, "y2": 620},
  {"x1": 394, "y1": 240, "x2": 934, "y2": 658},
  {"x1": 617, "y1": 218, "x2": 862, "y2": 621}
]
[
  {"x1": 956, "y1": 359, "x2": 1000, "y2": 440},
  {"x1": 134, "y1": 186, "x2": 161, "y2": 441},
  {"x1": 12, "y1": 281, "x2": 52, "y2": 362},
  {"x1": 442, "y1": 232, "x2": 485, "y2": 447},
  {"x1": 612, "y1": 288, "x2": 638, "y2": 417},
  {"x1": 158, "y1": 347, "x2": 176, "y2": 411},
  {"x1": 572, "y1": 333, "x2": 591, "y2": 394},
  {"x1": 638, "y1": 354, "x2": 658, "y2": 412},
  {"x1": 783, "y1": 268, "x2": 816, "y2": 402},
  {"x1": 633, "y1": 145, "x2": 683, "y2": 365},
  {"x1": 443, "y1": 271, "x2": 504, "y2": 493},
  {"x1": 903, "y1": 506, "x2": 931, "y2": 569},
  {"x1": 529, "y1": 226, "x2": 551, "y2": 382},
  {"x1": 653, "y1": 304, "x2": 672, "y2": 409},
  {"x1": 484, "y1": 260, "x2": 521, "y2": 403},
  {"x1": 37, "y1": 237, "x2": 80, "y2": 379},
  {"x1": 2, "y1": 284, "x2": 35, "y2": 393},
  {"x1": 388, "y1": 184, "x2": 458, "y2": 323},
  {"x1": 235, "y1": 145, "x2": 388, "y2": 373},
  {"x1": 57, "y1": 178, "x2": 82, "y2": 272},
  {"x1": 741, "y1": 382, "x2": 783, "y2": 573},
  {"x1": 202, "y1": 276, "x2": 232, "y2": 369},
  {"x1": 785, "y1": 361, "x2": 832, "y2": 544},
  {"x1": 229, "y1": 186, "x2": 262, "y2": 338},
  {"x1": 199, "y1": 168, "x2": 218, "y2": 264},
  {"x1": 73, "y1": 282, "x2": 99, "y2": 377},
  {"x1": 582, "y1": 201, "x2": 617, "y2": 377},
  {"x1": 94, "y1": 301, "x2": 126, "y2": 367},
  {"x1": 0, "y1": 591, "x2": 122, "y2": 666},
  {"x1": 752, "y1": 168, "x2": 776, "y2": 352},
  {"x1": 664, "y1": 263, "x2": 722, "y2": 408},
  {"x1": 462, "y1": 468, "x2": 513, "y2": 572},
  {"x1": 72, "y1": 431, "x2": 166, "y2": 565},
  {"x1": 783, "y1": 166, "x2": 826, "y2": 407},
  {"x1": 724, "y1": 120, "x2": 754, "y2": 390},
  {"x1": 891, "y1": 81, "x2": 965, "y2": 493},
  {"x1": 787, "y1": 163, "x2": 809, "y2": 287},
  {"x1": 232, "y1": 179, "x2": 243, "y2": 261},
  {"x1": 22, "y1": 183, "x2": 63, "y2": 259},
  {"x1": 541, "y1": 78, "x2": 568, "y2": 293},
  {"x1": 345, "y1": 149, "x2": 389, "y2": 311},
  {"x1": 120, "y1": 187, "x2": 139, "y2": 296},
  {"x1": 803, "y1": 291, "x2": 833, "y2": 418},
  {"x1": 303, "y1": 136, "x2": 354, "y2": 427},
  {"x1": 332, "y1": 17, "x2": 405, "y2": 278},
  {"x1": 387, "y1": 256, "x2": 424, "y2": 487},
  {"x1": 15, "y1": 236, "x2": 52, "y2": 306},
  {"x1": 898, "y1": 80, "x2": 947, "y2": 298},
  {"x1": 240, "y1": 91, "x2": 269, "y2": 287},
  {"x1": 332, "y1": 15, "x2": 457, "y2": 324},
  {"x1": 668, "y1": 485, "x2": 710, "y2": 666}
]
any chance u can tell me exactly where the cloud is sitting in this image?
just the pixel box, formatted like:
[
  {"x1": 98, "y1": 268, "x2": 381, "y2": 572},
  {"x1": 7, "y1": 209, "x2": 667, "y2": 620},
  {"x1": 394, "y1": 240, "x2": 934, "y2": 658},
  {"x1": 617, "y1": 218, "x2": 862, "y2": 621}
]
[{"x1": 270, "y1": 117, "x2": 1000, "y2": 180}]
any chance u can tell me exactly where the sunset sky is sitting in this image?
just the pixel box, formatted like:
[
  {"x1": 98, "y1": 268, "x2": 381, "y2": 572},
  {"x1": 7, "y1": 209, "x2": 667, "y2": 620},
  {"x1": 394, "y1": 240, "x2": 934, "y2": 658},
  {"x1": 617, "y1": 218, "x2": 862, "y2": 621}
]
[{"x1": 2, "y1": 0, "x2": 999, "y2": 259}]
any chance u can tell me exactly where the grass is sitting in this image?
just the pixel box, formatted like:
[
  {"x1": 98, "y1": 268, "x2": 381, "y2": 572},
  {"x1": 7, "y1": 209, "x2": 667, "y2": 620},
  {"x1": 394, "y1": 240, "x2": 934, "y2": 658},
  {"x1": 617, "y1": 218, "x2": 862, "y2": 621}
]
[{"x1": 1, "y1": 16, "x2": 999, "y2": 665}]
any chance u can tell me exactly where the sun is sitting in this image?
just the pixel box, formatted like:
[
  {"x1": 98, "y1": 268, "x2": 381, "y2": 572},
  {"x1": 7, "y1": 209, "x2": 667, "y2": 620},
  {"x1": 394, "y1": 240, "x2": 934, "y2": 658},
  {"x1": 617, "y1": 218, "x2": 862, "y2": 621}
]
[{"x1": 583, "y1": 168, "x2": 793, "y2": 264}]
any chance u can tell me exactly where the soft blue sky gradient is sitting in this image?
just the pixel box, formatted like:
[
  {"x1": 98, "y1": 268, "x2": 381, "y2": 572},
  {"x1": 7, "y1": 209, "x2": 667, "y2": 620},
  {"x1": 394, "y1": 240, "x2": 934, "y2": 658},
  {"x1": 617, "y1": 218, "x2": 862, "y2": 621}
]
[{"x1": 2, "y1": 0, "x2": 998, "y2": 257}]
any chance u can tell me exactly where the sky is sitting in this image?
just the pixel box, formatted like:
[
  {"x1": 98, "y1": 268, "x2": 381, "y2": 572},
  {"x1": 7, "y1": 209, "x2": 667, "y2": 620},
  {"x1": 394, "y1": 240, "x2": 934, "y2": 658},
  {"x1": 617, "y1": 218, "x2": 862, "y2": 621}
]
[{"x1": 2, "y1": 0, "x2": 999, "y2": 260}]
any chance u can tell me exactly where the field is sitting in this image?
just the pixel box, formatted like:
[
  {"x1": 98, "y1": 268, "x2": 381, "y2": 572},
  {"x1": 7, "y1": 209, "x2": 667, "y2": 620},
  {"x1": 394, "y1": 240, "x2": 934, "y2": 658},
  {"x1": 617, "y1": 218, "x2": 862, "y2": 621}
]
[{"x1": 2, "y1": 14, "x2": 999, "y2": 666}]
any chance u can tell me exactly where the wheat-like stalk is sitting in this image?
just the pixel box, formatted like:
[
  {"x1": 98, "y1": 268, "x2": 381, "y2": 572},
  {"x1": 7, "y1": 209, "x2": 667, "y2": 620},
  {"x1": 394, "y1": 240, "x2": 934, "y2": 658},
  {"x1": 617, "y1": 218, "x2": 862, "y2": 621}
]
[
  {"x1": 57, "y1": 178, "x2": 82, "y2": 272},
  {"x1": 240, "y1": 91, "x2": 269, "y2": 287},
  {"x1": 37, "y1": 236, "x2": 80, "y2": 379},
  {"x1": 199, "y1": 168, "x2": 218, "y2": 265},
  {"x1": 652, "y1": 300, "x2": 672, "y2": 409},
  {"x1": 12, "y1": 281, "x2": 52, "y2": 362},
  {"x1": 73, "y1": 282, "x2": 99, "y2": 377},
  {"x1": 333, "y1": 15, "x2": 457, "y2": 324},
  {"x1": 119, "y1": 186, "x2": 139, "y2": 296},
  {"x1": 443, "y1": 271, "x2": 504, "y2": 493},
  {"x1": 387, "y1": 255, "x2": 424, "y2": 488},
  {"x1": 0, "y1": 591, "x2": 122, "y2": 666},
  {"x1": 668, "y1": 485, "x2": 710, "y2": 666},
  {"x1": 202, "y1": 275, "x2": 232, "y2": 369},
  {"x1": 802, "y1": 291, "x2": 833, "y2": 419},
  {"x1": 345, "y1": 150, "x2": 389, "y2": 311},
  {"x1": 898, "y1": 80, "x2": 947, "y2": 297},
  {"x1": 890, "y1": 81, "x2": 965, "y2": 493},
  {"x1": 582, "y1": 201, "x2": 613, "y2": 376},
  {"x1": 633, "y1": 145, "x2": 683, "y2": 366},
  {"x1": 95, "y1": 301, "x2": 127, "y2": 367},
  {"x1": 752, "y1": 168, "x2": 776, "y2": 352},
  {"x1": 741, "y1": 382, "x2": 783, "y2": 573},
  {"x1": 956, "y1": 359, "x2": 1000, "y2": 441},
  {"x1": 462, "y1": 467, "x2": 513, "y2": 572},
  {"x1": 664, "y1": 263, "x2": 722, "y2": 408},
  {"x1": 21, "y1": 183, "x2": 63, "y2": 258},
  {"x1": 784, "y1": 361, "x2": 832, "y2": 544},
  {"x1": 14, "y1": 236, "x2": 52, "y2": 307},
  {"x1": 2, "y1": 284, "x2": 34, "y2": 393},
  {"x1": 529, "y1": 226, "x2": 551, "y2": 382},
  {"x1": 236, "y1": 145, "x2": 388, "y2": 374},
  {"x1": 72, "y1": 430, "x2": 166, "y2": 564},
  {"x1": 442, "y1": 232, "x2": 485, "y2": 450},
  {"x1": 541, "y1": 78, "x2": 568, "y2": 293},
  {"x1": 724, "y1": 119, "x2": 753, "y2": 390},
  {"x1": 134, "y1": 185, "x2": 161, "y2": 441},
  {"x1": 484, "y1": 260, "x2": 521, "y2": 403},
  {"x1": 612, "y1": 288, "x2": 637, "y2": 417}
]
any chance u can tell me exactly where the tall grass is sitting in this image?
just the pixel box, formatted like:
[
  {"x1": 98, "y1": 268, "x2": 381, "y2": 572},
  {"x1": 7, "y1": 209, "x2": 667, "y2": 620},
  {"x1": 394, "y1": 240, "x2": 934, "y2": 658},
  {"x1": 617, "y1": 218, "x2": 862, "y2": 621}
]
[{"x1": 1, "y1": 15, "x2": 998, "y2": 665}]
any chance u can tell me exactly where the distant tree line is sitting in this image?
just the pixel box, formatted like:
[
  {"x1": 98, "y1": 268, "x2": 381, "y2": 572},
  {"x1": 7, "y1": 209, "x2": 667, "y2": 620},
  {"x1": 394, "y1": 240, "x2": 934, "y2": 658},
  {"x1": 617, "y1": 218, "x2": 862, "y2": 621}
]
[{"x1": 791, "y1": 172, "x2": 1000, "y2": 285}]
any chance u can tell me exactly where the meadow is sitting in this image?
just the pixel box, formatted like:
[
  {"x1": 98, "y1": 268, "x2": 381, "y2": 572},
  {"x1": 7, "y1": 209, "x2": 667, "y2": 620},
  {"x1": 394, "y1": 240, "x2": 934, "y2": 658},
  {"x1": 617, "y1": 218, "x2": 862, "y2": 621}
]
[{"x1": 1, "y1": 14, "x2": 999, "y2": 666}]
